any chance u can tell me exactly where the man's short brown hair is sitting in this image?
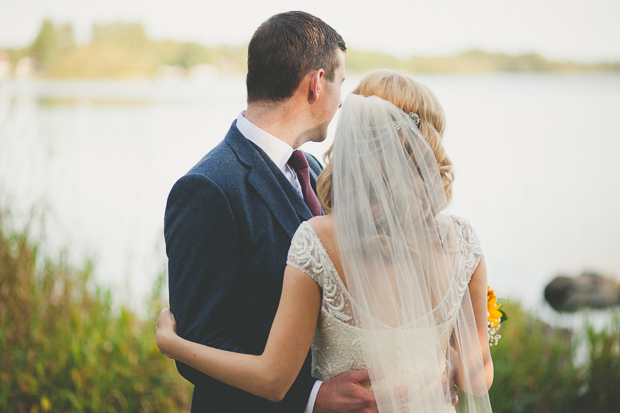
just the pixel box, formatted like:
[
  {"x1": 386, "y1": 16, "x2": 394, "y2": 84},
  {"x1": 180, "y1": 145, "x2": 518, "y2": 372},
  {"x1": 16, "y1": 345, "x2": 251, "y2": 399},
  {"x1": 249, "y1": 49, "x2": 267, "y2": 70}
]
[{"x1": 246, "y1": 11, "x2": 346, "y2": 103}]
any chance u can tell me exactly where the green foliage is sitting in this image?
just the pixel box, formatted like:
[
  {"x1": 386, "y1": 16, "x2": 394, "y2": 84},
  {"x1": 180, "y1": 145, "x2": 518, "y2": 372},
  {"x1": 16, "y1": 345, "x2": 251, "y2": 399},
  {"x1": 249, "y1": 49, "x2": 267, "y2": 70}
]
[
  {"x1": 29, "y1": 20, "x2": 76, "y2": 70},
  {"x1": 29, "y1": 20, "x2": 60, "y2": 68},
  {"x1": 149, "y1": 41, "x2": 246, "y2": 71},
  {"x1": 346, "y1": 49, "x2": 620, "y2": 74},
  {"x1": 50, "y1": 42, "x2": 158, "y2": 79},
  {"x1": 578, "y1": 323, "x2": 620, "y2": 410},
  {"x1": 151, "y1": 40, "x2": 212, "y2": 68},
  {"x1": 36, "y1": 21, "x2": 247, "y2": 78},
  {"x1": 92, "y1": 23, "x2": 150, "y2": 52},
  {"x1": 489, "y1": 303, "x2": 620, "y2": 413},
  {"x1": 50, "y1": 22, "x2": 160, "y2": 78},
  {"x1": 345, "y1": 49, "x2": 403, "y2": 72},
  {"x1": 0, "y1": 211, "x2": 192, "y2": 412}
]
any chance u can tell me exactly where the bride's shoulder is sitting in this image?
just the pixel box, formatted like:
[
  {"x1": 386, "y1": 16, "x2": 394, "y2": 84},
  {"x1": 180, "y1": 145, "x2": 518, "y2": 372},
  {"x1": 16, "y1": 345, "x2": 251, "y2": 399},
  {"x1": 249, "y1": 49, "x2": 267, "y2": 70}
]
[
  {"x1": 288, "y1": 217, "x2": 335, "y2": 286},
  {"x1": 306, "y1": 215, "x2": 333, "y2": 237},
  {"x1": 449, "y1": 215, "x2": 473, "y2": 230},
  {"x1": 291, "y1": 217, "x2": 329, "y2": 241},
  {"x1": 448, "y1": 215, "x2": 482, "y2": 256},
  {"x1": 290, "y1": 216, "x2": 332, "y2": 251}
]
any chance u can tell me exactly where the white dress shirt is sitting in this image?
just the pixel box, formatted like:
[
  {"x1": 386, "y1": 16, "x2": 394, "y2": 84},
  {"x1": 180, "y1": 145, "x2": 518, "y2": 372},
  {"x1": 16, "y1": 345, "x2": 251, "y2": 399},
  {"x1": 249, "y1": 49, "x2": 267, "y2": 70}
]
[
  {"x1": 236, "y1": 112, "x2": 304, "y2": 198},
  {"x1": 236, "y1": 111, "x2": 323, "y2": 412}
]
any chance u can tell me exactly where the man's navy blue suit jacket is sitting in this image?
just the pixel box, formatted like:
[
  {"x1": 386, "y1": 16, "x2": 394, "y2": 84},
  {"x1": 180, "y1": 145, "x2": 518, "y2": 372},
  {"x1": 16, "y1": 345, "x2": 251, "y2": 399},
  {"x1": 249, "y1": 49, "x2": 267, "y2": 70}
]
[{"x1": 165, "y1": 122, "x2": 322, "y2": 412}]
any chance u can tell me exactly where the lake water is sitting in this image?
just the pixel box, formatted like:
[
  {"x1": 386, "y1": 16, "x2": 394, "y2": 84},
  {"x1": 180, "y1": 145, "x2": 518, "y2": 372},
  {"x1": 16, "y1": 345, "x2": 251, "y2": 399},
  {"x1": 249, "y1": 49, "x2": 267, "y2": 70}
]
[{"x1": 1, "y1": 73, "x2": 619, "y2": 322}]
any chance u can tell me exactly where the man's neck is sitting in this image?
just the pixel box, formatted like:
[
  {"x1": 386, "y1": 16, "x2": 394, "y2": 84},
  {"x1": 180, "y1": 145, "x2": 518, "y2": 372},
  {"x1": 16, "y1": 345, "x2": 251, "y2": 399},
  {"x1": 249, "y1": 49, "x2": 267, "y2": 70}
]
[{"x1": 244, "y1": 100, "x2": 313, "y2": 149}]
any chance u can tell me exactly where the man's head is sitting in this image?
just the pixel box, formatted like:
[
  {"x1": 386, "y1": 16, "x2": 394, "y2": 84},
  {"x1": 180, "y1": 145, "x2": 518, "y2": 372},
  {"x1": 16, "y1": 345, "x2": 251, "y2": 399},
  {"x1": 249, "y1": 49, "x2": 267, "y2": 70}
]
[{"x1": 246, "y1": 11, "x2": 346, "y2": 104}]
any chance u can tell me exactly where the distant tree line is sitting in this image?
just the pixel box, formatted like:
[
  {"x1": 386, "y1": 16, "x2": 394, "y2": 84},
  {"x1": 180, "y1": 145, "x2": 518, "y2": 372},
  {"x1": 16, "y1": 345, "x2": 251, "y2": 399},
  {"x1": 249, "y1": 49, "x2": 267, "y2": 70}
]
[
  {"x1": 4, "y1": 20, "x2": 245, "y2": 78},
  {"x1": 347, "y1": 49, "x2": 620, "y2": 74},
  {"x1": 2, "y1": 20, "x2": 619, "y2": 79}
]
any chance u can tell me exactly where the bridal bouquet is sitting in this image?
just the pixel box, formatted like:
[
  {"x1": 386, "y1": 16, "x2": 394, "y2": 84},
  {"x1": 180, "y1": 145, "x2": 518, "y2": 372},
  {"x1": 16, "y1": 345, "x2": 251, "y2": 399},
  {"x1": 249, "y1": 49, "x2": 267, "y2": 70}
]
[{"x1": 487, "y1": 287, "x2": 507, "y2": 346}]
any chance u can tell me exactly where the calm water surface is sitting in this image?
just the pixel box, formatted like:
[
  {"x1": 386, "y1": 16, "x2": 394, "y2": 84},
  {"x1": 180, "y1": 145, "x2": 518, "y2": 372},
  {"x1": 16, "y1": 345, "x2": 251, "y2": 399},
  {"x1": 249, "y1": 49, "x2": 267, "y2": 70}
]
[{"x1": 1, "y1": 73, "x2": 619, "y2": 322}]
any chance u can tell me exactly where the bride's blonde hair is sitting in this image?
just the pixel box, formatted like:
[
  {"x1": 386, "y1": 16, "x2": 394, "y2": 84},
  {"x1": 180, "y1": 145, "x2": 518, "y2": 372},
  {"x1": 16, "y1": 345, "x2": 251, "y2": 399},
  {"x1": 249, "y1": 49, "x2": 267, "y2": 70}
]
[{"x1": 318, "y1": 69, "x2": 454, "y2": 214}]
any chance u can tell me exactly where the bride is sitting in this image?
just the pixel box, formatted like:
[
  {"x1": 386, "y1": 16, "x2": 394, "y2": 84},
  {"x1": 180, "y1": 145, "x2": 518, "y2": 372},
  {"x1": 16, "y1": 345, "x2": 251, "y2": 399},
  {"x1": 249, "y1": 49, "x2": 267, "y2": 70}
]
[{"x1": 156, "y1": 70, "x2": 494, "y2": 412}]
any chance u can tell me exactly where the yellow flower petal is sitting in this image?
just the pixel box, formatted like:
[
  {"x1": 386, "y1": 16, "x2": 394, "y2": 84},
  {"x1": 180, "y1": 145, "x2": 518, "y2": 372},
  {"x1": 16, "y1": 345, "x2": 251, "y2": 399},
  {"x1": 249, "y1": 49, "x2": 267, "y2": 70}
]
[{"x1": 487, "y1": 286, "x2": 502, "y2": 327}]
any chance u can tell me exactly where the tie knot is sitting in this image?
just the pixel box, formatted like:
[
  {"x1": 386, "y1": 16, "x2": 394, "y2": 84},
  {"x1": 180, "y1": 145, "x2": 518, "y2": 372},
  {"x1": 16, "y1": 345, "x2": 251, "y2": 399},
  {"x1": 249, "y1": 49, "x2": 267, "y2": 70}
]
[{"x1": 288, "y1": 150, "x2": 309, "y2": 173}]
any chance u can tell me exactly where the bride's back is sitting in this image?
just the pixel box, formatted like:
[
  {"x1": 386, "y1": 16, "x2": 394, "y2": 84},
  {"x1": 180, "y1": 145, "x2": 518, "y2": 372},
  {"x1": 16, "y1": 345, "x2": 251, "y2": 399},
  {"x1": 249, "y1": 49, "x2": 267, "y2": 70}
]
[
  {"x1": 304, "y1": 70, "x2": 493, "y2": 412},
  {"x1": 287, "y1": 214, "x2": 481, "y2": 413}
]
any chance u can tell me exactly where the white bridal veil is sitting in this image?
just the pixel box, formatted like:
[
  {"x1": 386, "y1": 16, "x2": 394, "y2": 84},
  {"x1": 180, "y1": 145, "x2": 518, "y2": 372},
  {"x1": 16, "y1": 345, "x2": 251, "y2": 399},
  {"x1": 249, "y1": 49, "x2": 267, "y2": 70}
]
[{"x1": 331, "y1": 94, "x2": 492, "y2": 412}]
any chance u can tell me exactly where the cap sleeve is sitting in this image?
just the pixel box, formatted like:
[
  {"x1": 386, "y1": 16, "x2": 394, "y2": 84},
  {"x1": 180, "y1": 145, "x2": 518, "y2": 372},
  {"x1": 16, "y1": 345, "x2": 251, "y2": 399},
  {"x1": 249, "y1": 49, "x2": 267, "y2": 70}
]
[
  {"x1": 286, "y1": 222, "x2": 324, "y2": 287},
  {"x1": 451, "y1": 216, "x2": 483, "y2": 283}
]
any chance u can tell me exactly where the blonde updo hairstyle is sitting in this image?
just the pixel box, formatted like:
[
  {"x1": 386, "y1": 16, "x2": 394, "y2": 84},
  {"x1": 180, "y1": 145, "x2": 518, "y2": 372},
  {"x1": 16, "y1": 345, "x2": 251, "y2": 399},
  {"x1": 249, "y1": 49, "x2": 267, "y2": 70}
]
[{"x1": 317, "y1": 69, "x2": 454, "y2": 214}]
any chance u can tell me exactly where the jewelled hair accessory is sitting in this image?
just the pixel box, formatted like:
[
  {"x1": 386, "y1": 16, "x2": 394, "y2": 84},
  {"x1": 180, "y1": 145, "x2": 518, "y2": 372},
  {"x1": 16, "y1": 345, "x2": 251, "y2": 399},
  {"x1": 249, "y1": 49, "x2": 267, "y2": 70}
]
[
  {"x1": 393, "y1": 112, "x2": 421, "y2": 131},
  {"x1": 408, "y1": 112, "x2": 420, "y2": 126}
]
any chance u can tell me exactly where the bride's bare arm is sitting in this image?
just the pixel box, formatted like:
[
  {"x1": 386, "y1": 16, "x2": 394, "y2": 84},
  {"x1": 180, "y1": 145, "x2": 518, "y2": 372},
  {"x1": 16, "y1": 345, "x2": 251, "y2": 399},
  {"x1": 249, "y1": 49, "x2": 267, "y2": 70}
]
[
  {"x1": 455, "y1": 256, "x2": 494, "y2": 394},
  {"x1": 157, "y1": 265, "x2": 321, "y2": 402}
]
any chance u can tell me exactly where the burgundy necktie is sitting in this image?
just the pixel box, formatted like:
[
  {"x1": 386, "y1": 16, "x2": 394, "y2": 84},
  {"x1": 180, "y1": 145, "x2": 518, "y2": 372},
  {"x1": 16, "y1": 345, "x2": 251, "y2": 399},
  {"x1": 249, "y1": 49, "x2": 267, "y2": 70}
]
[{"x1": 288, "y1": 150, "x2": 322, "y2": 216}]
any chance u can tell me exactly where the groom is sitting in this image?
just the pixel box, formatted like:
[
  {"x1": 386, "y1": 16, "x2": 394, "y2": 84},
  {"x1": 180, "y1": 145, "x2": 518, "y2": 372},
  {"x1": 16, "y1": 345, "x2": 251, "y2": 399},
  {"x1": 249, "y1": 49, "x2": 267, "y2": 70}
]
[{"x1": 165, "y1": 11, "x2": 379, "y2": 412}]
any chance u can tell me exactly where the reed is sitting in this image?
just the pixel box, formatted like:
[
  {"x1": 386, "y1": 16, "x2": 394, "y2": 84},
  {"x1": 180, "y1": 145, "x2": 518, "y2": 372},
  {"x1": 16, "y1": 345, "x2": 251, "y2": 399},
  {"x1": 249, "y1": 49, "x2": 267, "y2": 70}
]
[
  {"x1": 0, "y1": 211, "x2": 192, "y2": 413},
  {"x1": 489, "y1": 303, "x2": 620, "y2": 413}
]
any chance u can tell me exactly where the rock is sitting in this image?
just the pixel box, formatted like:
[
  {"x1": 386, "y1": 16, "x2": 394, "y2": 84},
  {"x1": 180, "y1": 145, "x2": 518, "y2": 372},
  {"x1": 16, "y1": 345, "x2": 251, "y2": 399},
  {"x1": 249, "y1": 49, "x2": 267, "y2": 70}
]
[{"x1": 544, "y1": 272, "x2": 620, "y2": 312}]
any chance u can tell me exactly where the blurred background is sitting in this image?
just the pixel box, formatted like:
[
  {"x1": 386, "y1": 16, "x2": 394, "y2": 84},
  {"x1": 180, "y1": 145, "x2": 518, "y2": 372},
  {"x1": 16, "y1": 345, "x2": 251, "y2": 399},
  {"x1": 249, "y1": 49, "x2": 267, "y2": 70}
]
[{"x1": 1, "y1": 1, "x2": 619, "y2": 411}]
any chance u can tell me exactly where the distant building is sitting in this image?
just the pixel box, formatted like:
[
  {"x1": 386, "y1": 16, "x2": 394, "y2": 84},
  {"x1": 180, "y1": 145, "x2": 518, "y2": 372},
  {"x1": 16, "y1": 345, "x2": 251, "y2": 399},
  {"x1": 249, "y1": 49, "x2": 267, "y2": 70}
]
[
  {"x1": 154, "y1": 64, "x2": 186, "y2": 80},
  {"x1": 188, "y1": 64, "x2": 218, "y2": 82},
  {"x1": 15, "y1": 56, "x2": 37, "y2": 78},
  {"x1": 0, "y1": 51, "x2": 11, "y2": 80}
]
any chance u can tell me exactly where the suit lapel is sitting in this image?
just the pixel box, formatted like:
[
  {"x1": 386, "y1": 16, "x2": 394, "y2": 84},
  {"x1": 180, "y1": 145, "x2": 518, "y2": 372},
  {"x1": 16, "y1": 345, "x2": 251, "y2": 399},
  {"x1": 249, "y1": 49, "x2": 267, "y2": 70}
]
[{"x1": 225, "y1": 123, "x2": 312, "y2": 239}]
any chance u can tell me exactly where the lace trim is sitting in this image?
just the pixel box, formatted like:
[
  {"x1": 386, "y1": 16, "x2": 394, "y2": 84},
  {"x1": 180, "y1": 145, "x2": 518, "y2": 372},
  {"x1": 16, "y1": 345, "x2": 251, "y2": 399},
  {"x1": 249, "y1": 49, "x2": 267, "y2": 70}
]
[
  {"x1": 451, "y1": 215, "x2": 482, "y2": 283},
  {"x1": 287, "y1": 222, "x2": 353, "y2": 323},
  {"x1": 424, "y1": 216, "x2": 482, "y2": 324},
  {"x1": 288, "y1": 218, "x2": 482, "y2": 329},
  {"x1": 432, "y1": 216, "x2": 482, "y2": 323}
]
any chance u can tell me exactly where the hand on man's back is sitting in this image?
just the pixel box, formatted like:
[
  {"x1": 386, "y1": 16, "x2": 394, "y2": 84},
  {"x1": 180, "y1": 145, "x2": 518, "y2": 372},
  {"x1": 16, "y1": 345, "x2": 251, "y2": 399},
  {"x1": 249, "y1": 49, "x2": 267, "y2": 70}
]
[
  {"x1": 314, "y1": 370, "x2": 378, "y2": 413},
  {"x1": 314, "y1": 361, "x2": 458, "y2": 412}
]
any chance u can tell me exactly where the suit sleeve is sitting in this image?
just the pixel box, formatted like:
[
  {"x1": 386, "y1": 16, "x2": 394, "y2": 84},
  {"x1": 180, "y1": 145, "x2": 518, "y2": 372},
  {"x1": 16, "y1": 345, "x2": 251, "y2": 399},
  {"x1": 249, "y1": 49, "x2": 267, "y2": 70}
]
[{"x1": 165, "y1": 173, "x2": 245, "y2": 386}]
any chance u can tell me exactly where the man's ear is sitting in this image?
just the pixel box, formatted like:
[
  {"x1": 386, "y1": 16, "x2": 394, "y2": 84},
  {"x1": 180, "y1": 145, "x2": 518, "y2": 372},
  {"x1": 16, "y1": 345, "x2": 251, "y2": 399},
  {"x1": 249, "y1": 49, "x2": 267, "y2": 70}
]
[{"x1": 308, "y1": 69, "x2": 325, "y2": 104}]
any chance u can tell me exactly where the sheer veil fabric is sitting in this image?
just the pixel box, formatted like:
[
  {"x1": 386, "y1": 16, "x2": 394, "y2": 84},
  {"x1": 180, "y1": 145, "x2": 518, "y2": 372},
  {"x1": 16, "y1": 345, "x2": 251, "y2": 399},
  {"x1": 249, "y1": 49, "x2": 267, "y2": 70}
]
[{"x1": 331, "y1": 94, "x2": 492, "y2": 412}]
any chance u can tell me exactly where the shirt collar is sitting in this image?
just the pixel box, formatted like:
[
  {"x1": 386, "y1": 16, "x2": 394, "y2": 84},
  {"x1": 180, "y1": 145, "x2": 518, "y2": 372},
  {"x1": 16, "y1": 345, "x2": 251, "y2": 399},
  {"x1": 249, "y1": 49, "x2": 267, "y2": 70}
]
[{"x1": 236, "y1": 111, "x2": 294, "y2": 171}]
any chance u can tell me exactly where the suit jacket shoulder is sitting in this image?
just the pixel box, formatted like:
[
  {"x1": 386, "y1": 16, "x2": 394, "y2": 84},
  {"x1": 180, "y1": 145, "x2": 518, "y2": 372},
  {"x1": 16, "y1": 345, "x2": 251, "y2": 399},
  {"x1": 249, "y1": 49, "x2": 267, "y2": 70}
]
[{"x1": 305, "y1": 152, "x2": 323, "y2": 173}]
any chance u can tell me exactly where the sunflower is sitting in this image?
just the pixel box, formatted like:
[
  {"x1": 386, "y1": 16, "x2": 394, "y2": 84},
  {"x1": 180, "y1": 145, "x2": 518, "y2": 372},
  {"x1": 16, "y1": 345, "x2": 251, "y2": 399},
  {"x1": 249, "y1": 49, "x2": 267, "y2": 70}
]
[
  {"x1": 487, "y1": 286, "x2": 507, "y2": 346},
  {"x1": 487, "y1": 286, "x2": 502, "y2": 327}
]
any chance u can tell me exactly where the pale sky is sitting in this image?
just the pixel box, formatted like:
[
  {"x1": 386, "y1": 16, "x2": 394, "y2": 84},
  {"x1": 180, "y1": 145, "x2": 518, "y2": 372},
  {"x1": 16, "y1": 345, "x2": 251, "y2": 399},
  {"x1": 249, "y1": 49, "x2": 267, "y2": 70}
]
[{"x1": 1, "y1": 0, "x2": 620, "y2": 63}]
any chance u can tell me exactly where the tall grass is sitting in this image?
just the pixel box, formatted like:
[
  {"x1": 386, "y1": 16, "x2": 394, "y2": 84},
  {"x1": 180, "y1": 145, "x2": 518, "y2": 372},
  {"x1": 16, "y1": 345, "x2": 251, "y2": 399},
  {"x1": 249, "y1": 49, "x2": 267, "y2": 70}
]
[
  {"x1": 0, "y1": 211, "x2": 192, "y2": 412},
  {"x1": 1, "y1": 208, "x2": 619, "y2": 412},
  {"x1": 489, "y1": 303, "x2": 620, "y2": 412}
]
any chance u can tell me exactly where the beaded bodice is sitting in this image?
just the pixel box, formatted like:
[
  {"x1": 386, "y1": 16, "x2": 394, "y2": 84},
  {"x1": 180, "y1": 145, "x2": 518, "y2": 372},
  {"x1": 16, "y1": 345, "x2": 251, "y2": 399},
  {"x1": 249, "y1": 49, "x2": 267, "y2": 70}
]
[{"x1": 286, "y1": 216, "x2": 482, "y2": 387}]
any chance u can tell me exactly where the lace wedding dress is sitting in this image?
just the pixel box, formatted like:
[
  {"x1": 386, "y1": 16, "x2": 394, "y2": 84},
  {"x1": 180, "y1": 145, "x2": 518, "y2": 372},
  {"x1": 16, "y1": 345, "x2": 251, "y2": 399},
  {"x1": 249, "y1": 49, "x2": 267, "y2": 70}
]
[{"x1": 287, "y1": 216, "x2": 482, "y2": 412}]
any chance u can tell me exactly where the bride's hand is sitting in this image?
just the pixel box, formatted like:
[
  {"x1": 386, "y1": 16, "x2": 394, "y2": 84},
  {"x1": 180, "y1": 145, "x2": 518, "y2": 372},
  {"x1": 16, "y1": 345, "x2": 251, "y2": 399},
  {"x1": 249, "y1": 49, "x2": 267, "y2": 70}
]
[{"x1": 156, "y1": 308, "x2": 178, "y2": 359}]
